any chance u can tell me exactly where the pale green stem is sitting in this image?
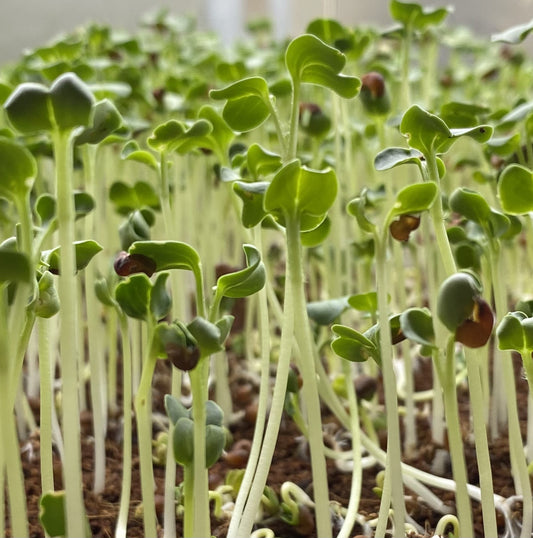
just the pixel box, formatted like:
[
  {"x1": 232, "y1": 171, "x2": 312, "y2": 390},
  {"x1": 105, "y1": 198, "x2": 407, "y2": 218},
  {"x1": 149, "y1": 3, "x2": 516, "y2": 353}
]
[
  {"x1": 373, "y1": 231, "x2": 406, "y2": 538},
  {"x1": 227, "y1": 228, "x2": 271, "y2": 538},
  {"x1": 436, "y1": 336, "x2": 474, "y2": 538},
  {"x1": 287, "y1": 214, "x2": 332, "y2": 538},
  {"x1": 163, "y1": 368, "x2": 180, "y2": 538},
  {"x1": 52, "y1": 128, "x2": 87, "y2": 537},
  {"x1": 425, "y1": 153, "x2": 456, "y2": 277},
  {"x1": 464, "y1": 347, "x2": 497, "y2": 538},
  {"x1": 232, "y1": 231, "x2": 295, "y2": 538},
  {"x1": 107, "y1": 308, "x2": 119, "y2": 414},
  {"x1": 115, "y1": 316, "x2": 133, "y2": 538},
  {"x1": 287, "y1": 81, "x2": 301, "y2": 161},
  {"x1": 82, "y1": 144, "x2": 107, "y2": 494},
  {"x1": 0, "y1": 288, "x2": 28, "y2": 538},
  {"x1": 38, "y1": 317, "x2": 55, "y2": 495},
  {"x1": 182, "y1": 465, "x2": 194, "y2": 538},
  {"x1": 336, "y1": 360, "x2": 363, "y2": 538},
  {"x1": 393, "y1": 242, "x2": 416, "y2": 457},
  {"x1": 521, "y1": 356, "x2": 533, "y2": 462},
  {"x1": 134, "y1": 344, "x2": 158, "y2": 538},
  {"x1": 189, "y1": 357, "x2": 210, "y2": 538},
  {"x1": 490, "y1": 247, "x2": 533, "y2": 538}
]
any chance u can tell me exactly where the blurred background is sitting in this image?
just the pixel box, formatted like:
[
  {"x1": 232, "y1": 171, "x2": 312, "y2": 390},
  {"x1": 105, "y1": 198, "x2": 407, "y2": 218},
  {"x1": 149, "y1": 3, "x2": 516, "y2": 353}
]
[{"x1": 1, "y1": 0, "x2": 532, "y2": 64}]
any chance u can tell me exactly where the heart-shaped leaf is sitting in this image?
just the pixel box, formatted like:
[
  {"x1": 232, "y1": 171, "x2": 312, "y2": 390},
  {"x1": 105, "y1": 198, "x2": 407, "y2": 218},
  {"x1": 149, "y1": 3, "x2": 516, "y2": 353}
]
[
  {"x1": 4, "y1": 82, "x2": 53, "y2": 133},
  {"x1": 246, "y1": 144, "x2": 282, "y2": 179},
  {"x1": 264, "y1": 160, "x2": 337, "y2": 230},
  {"x1": 49, "y1": 72, "x2": 95, "y2": 131},
  {"x1": 390, "y1": 0, "x2": 451, "y2": 30},
  {"x1": 401, "y1": 105, "x2": 492, "y2": 156},
  {"x1": 210, "y1": 77, "x2": 272, "y2": 132},
  {"x1": 109, "y1": 180, "x2": 160, "y2": 215},
  {"x1": 148, "y1": 118, "x2": 213, "y2": 153},
  {"x1": 285, "y1": 34, "x2": 360, "y2": 98},
  {"x1": 114, "y1": 273, "x2": 151, "y2": 320}
]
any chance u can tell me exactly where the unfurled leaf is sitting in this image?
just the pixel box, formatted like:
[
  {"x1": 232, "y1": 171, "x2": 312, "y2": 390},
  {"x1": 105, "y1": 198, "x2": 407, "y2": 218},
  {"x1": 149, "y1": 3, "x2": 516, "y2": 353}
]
[
  {"x1": 49, "y1": 72, "x2": 95, "y2": 131},
  {"x1": 128, "y1": 240, "x2": 201, "y2": 274},
  {"x1": 4, "y1": 82, "x2": 53, "y2": 133},
  {"x1": 148, "y1": 118, "x2": 213, "y2": 153},
  {"x1": 210, "y1": 77, "x2": 271, "y2": 132},
  {"x1": 374, "y1": 147, "x2": 423, "y2": 171},
  {"x1": 215, "y1": 244, "x2": 265, "y2": 299},
  {"x1": 246, "y1": 144, "x2": 282, "y2": 179},
  {"x1": 498, "y1": 164, "x2": 533, "y2": 215},
  {"x1": 285, "y1": 34, "x2": 360, "y2": 98},
  {"x1": 264, "y1": 160, "x2": 337, "y2": 230},
  {"x1": 392, "y1": 182, "x2": 438, "y2": 216},
  {"x1": 114, "y1": 273, "x2": 151, "y2": 320},
  {"x1": 401, "y1": 105, "x2": 492, "y2": 156},
  {"x1": 390, "y1": 0, "x2": 451, "y2": 30},
  {"x1": 449, "y1": 187, "x2": 491, "y2": 224}
]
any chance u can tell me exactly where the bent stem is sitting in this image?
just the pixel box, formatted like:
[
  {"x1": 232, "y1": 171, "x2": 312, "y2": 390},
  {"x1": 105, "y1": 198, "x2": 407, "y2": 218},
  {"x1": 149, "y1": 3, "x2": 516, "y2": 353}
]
[
  {"x1": 373, "y1": 230, "x2": 406, "y2": 538},
  {"x1": 287, "y1": 213, "x2": 332, "y2": 538},
  {"x1": 226, "y1": 229, "x2": 271, "y2": 538},
  {"x1": 435, "y1": 336, "x2": 474, "y2": 538},
  {"x1": 231, "y1": 232, "x2": 296, "y2": 538}
]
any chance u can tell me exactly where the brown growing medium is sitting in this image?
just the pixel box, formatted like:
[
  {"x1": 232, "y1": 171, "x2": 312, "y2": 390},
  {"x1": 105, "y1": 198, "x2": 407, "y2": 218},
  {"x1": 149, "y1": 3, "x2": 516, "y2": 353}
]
[{"x1": 11, "y1": 349, "x2": 531, "y2": 538}]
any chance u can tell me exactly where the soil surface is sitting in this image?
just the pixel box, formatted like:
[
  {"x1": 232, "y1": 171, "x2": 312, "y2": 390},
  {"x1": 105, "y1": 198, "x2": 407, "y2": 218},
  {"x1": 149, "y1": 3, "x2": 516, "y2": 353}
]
[{"x1": 11, "y1": 350, "x2": 532, "y2": 538}]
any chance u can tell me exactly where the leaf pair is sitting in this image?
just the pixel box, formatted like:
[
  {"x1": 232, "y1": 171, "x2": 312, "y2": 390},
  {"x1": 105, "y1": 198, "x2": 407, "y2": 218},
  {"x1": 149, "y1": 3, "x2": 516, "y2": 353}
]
[
  {"x1": 5, "y1": 72, "x2": 95, "y2": 134},
  {"x1": 165, "y1": 396, "x2": 226, "y2": 468}
]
